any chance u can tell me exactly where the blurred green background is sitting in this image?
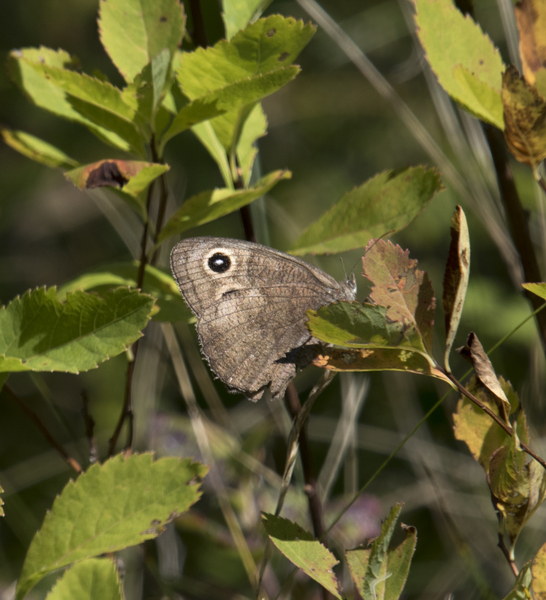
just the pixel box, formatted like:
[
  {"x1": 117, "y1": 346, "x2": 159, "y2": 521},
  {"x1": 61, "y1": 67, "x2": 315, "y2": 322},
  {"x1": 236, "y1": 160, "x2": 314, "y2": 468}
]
[{"x1": 1, "y1": 0, "x2": 545, "y2": 598}]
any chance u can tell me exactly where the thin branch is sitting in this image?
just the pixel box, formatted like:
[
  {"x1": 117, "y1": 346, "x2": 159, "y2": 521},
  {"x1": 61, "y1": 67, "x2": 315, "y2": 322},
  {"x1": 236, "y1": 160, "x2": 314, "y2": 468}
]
[
  {"x1": 81, "y1": 390, "x2": 99, "y2": 465},
  {"x1": 483, "y1": 125, "x2": 546, "y2": 356},
  {"x1": 4, "y1": 385, "x2": 82, "y2": 474},
  {"x1": 443, "y1": 370, "x2": 546, "y2": 470}
]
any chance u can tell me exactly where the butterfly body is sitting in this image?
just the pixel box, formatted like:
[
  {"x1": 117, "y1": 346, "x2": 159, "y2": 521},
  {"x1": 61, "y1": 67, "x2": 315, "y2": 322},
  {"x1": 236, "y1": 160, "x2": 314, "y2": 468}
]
[{"x1": 171, "y1": 237, "x2": 356, "y2": 400}]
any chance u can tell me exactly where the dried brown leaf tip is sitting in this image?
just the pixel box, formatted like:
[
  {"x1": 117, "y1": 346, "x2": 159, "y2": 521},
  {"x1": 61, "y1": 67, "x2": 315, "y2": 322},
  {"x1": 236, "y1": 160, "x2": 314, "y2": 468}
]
[
  {"x1": 86, "y1": 161, "x2": 129, "y2": 189},
  {"x1": 515, "y1": 0, "x2": 546, "y2": 93},
  {"x1": 502, "y1": 64, "x2": 546, "y2": 174},
  {"x1": 457, "y1": 332, "x2": 511, "y2": 422}
]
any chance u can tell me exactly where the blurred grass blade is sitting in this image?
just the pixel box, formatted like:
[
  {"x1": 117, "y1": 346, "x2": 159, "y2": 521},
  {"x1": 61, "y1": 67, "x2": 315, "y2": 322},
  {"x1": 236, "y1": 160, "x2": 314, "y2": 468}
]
[
  {"x1": 0, "y1": 287, "x2": 156, "y2": 373},
  {"x1": 17, "y1": 454, "x2": 207, "y2": 600},
  {"x1": 443, "y1": 206, "x2": 470, "y2": 372},
  {"x1": 45, "y1": 558, "x2": 122, "y2": 600},
  {"x1": 290, "y1": 167, "x2": 443, "y2": 255}
]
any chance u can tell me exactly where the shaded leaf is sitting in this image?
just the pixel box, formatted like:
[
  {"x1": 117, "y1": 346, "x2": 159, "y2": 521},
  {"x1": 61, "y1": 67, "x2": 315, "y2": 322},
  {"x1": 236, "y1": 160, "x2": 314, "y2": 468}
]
[
  {"x1": 414, "y1": 0, "x2": 504, "y2": 128},
  {"x1": 515, "y1": 0, "x2": 546, "y2": 95},
  {"x1": 443, "y1": 205, "x2": 470, "y2": 372},
  {"x1": 17, "y1": 454, "x2": 207, "y2": 600},
  {"x1": 290, "y1": 167, "x2": 443, "y2": 255},
  {"x1": 189, "y1": 121, "x2": 232, "y2": 185},
  {"x1": 58, "y1": 262, "x2": 193, "y2": 323},
  {"x1": 262, "y1": 513, "x2": 341, "y2": 599},
  {"x1": 237, "y1": 103, "x2": 268, "y2": 185},
  {"x1": 98, "y1": 0, "x2": 185, "y2": 82},
  {"x1": 502, "y1": 65, "x2": 546, "y2": 174},
  {"x1": 0, "y1": 127, "x2": 78, "y2": 169},
  {"x1": 0, "y1": 287, "x2": 156, "y2": 374},
  {"x1": 157, "y1": 169, "x2": 290, "y2": 242},
  {"x1": 7, "y1": 47, "x2": 131, "y2": 151},
  {"x1": 453, "y1": 376, "x2": 529, "y2": 473},
  {"x1": 45, "y1": 558, "x2": 122, "y2": 600}
]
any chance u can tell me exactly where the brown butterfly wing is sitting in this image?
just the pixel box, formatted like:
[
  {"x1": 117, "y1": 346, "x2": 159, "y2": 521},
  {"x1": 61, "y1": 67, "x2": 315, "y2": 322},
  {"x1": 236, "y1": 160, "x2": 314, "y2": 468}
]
[{"x1": 171, "y1": 237, "x2": 355, "y2": 400}]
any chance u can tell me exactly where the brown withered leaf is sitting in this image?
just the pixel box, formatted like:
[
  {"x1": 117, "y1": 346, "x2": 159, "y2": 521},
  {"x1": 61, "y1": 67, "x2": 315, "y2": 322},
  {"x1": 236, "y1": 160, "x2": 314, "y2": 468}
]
[
  {"x1": 515, "y1": 0, "x2": 546, "y2": 93},
  {"x1": 457, "y1": 332, "x2": 511, "y2": 421},
  {"x1": 86, "y1": 161, "x2": 128, "y2": 189},
  {"x1": 443, "y1": 206, "x2": 470, "y2": 373},
  {"x1": 502, "y1": 65, "x2": 546, "y2": 173}
]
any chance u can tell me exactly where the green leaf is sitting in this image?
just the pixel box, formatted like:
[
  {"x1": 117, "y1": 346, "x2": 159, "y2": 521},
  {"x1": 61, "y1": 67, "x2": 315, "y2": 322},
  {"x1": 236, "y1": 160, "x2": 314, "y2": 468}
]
[
  {"x1": 290, "y1": 167, "x2": 443, "y2": 255},
  {"x1": 178, "y1": 16, "x2": 315, "y2": 99},
  {"x1": 443, "y1": 206, "x2": 470, "y2": 372},
  {"x1": 532, "y1": 541, "x2": 546, "y2": 598},
  {"x1": 0, "y1": 287, "x2": 156, "y2": 374},
  {"x1": 33, "y1": 63, "x2": 147, "y2": 155},
  {"x1": 16, "y1": 454, "x2": 208, "y2": 600},
  {"x1": 160, "y1": 69, "x2": 291, "y2": 152},
  {"x1": 98, "y1": 0, "x2": 186, "y2": 82},
  {"x1": 502, "y1": 561, "x2": 532, "y2": 600},
  {"x1": 523, "y1": 282, "x2": 546, "y2": 300},
  {"x1": 237, "y1": 103, "x2": 268, "y2": 185},
  {"x1": 347, "y1": 510, "x2": 417, "y2": 600},
  {"x1": 7, "y1": 47, "x2": 133, "y2": 152},
  {"x1": 177, "y1": 15, "x2": 314, "y2": 152},
  {"x1": 222, "y1": 0, "x2": 269, "y2": 40},
  {"x1": 58, "y1": 262, "x2": 193, "y2": 323},
  {"x1": 157, "y1": 169, "x2": 290, "y2": 242},
  {"x1": 45, "y1": 559, "x2": 122, "y2": 600},
  {"x1": 0, "y1": 127, "x2": 78, "y2": 169},
  {"x1": 188, "y1": 121, "x2": 232, "y2": 186},
  {"x1": 262, "y1": 513, "x2": 342, "y2": 599},
  {"x1": 453, "y1": 377, "x2": 529, "y2": 473},
  {"x1": 122, "y1": 49, "x2": 172, "y2": 127},
  {"x1": 414, "y1": 0, "x2": 504, "y2": 129}
]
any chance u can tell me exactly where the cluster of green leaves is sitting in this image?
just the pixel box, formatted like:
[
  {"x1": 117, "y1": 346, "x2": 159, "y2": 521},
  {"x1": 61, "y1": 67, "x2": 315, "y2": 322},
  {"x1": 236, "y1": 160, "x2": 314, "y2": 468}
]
[
  {"x1": 2, "y1": 0, "x2": 546, "y2": 597},
  {"x1": 414, "y1": 0, "x2": 546, "y2": 178}
]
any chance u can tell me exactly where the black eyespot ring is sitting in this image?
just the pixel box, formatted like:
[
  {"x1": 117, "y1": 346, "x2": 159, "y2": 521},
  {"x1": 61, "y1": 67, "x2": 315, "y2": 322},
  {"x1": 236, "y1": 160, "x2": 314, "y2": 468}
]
[{"x1": 208, "y1": 252, "x2": 231, "y2": 273}]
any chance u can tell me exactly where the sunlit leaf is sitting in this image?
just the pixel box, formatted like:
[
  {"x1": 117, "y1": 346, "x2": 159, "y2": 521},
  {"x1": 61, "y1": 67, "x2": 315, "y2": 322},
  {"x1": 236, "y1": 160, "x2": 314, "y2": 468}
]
[
  {"x1": 222, "y1": 0, "x2": 268, "y2": 40},
  {"x1": 262, "y1": 513, "x2": 342, "y2": 599},
  {"x1": 0, "y1": 127, "x2": 78, "y2": 169},
  {"x1": 157, "y1": 169, "x2": 290, "y2": 242},
  {"x1": 58, "y1": 262, "x2": 193, "y2": 323},
  {"x1": 7, "y1": 47, "x2": 132, "y2": 151},
  {"x1": 16, "y1": 454, "x2": 207, "y2": 600},
  {"x1": 98, "y1": 0, "x2": 185, "y2": 82},
  {"x1": 453, "y1": 377, "x2": 529, "y2": 473},
  {"x1": 45, "y1": 559, "x2": 122, "y2": 600},
  {"x1": 414, "y1": 0, "x2": 504, "y2": 128},
  {"x1": 0, "y1": 287, "x2": 156, "y2": 374}
]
